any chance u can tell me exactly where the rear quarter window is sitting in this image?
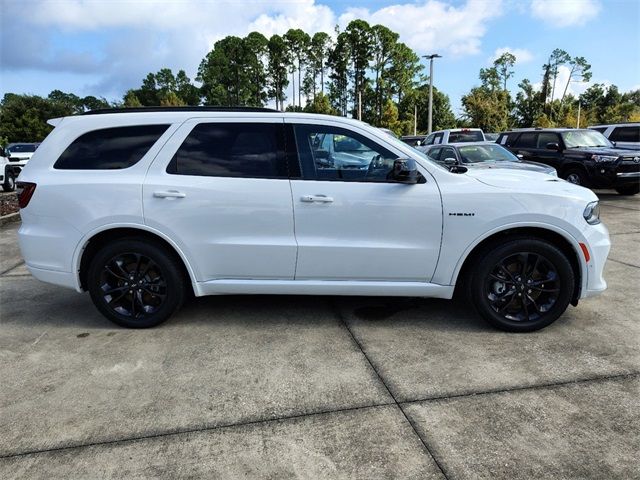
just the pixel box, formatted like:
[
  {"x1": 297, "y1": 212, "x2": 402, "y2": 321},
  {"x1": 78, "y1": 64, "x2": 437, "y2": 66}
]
[
  {"x1": 610, "y1": 126, "x2": 640, "y2": 142},
  {"x1": 54, "y1": 125, "x2": 169, "y2": 170},
  {"x1": 448, "y1": 131, "x2": 484, "y2": 142}
]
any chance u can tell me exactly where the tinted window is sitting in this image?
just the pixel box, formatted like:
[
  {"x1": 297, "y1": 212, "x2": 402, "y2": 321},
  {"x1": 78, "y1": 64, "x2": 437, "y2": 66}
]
[
  {"x1": 294, "y1": 124, "x2": 398, "y2": 182},
  {"x1": 441, "y1": 147, "x2": 457, "y2": 161},
  {"x1": 514, "y1": 132, "x2": 536, "y2": 148},
  {"x1": 590, "y1": 127, "x2": 607, "y2": 133},
  {"x1": 423, "y1": 134, "x2": 435, "y2": 145},
  {"x1": 168, "y1": 123, "x2": 286, "y2": 178},
  {"x1": 428, "y1": 147, "x2": 443, "y2": 161},
  {"x1": 537, "y1": 132, "x2": 560, "y2": 148},
  {"x1": 8, "y1": 144, "x2": 37, "y2": 153},
  {"x1": 54, "y1": 125, "x2": 169, "y2": 170},
  {"x1": 448, "y1": 131, "x2": 484, "y2": 142},
  {"x1": 433, "y1": 133, "x2": 444, "y2": 144},
  {"x1": 610, "y1": 126, "x2": 640, "y2": 142}
]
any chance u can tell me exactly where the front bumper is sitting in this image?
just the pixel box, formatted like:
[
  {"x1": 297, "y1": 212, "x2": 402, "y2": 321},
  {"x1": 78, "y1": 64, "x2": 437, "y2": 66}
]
[{"x1": 580, "y1": 221, "x2": 610, "y2": 298}]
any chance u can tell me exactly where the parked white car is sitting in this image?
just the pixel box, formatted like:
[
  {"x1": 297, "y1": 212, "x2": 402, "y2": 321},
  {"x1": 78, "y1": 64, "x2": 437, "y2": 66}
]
[
  {"x1": 17, "y1": 108, "x2": 610, "y2": 332},
  {"x1": 421, "y1": 128, "x2": 486, "y2": 146},
  {"x1": 588, "y1": 123, "x2": 639, "y2": 150}
]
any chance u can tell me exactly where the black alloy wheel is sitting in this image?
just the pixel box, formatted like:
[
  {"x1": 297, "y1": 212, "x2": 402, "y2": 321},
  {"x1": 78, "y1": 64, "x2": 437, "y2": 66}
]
[
  {"x1": 470, "y1": 238, "x2": 574, "y2": 332},
  {"x1": 88, "y1": 239, "x2": 185, "y2": 328}
]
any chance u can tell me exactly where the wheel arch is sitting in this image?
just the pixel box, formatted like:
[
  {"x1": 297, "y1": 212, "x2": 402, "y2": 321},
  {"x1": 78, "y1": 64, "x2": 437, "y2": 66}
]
[
  {"x1": 453, "y1": 226, "x2": 584, "y2": 305},
  {"x1": 75, "y1": 225, "x2": 197, "y2": 294}
]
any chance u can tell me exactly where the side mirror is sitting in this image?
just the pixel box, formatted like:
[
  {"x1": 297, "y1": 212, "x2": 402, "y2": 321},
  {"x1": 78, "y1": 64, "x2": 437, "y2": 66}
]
[
  {"x1": 443, "y1": 157, "x2": 457, "y2": 166},
  {"x1": 391, "y1": 158, "x2": 420, "y2": 184},
  {"x1": 415, "y1": 141, "x2": 422, "y2": 146},
  {"x1": 546, "y1": 142, "x2": 560, "y2": 151},
  {"x1": 611, "y1": 141, "x2": 617, "y2": 147},
  {"x1": 516, "y1": 154, "x2": 524, "y2": 159}
]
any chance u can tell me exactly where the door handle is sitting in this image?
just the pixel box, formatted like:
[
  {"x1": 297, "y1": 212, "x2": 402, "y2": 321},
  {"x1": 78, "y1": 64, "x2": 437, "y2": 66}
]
[
  {"x1": 301, "y1": 195, "x2": 334, "y2": 203},
  {"x1": 153, "y1": 190, "x2": 186, "y2": 198}
]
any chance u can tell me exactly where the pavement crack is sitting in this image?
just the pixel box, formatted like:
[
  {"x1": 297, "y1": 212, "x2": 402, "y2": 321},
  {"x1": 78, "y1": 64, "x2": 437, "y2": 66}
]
[
  {"x1": 330, "y1": 301, "x2": 452, "y2": 480},
  {"x1": 608, "y1": 258, "x2": 640, "y2": 269},
  {"x1": 0, "y1": 261, "x2": 25, "y2": 276},
  {"x1": 0, "y1": 402, "x2": 396, "y2": 460},
  {"x1": 401, "y1": 371, "x2": 640, "y2": 405}
]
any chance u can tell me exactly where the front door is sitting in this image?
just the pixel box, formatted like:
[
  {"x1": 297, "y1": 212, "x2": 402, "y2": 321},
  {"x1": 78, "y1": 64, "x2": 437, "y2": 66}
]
[
  {"x1": 144, "y1": 117, "x2": 297, "y2": 282},
  {"x1": 288, "y1": 121, "x2": 442, "y2": 282}
]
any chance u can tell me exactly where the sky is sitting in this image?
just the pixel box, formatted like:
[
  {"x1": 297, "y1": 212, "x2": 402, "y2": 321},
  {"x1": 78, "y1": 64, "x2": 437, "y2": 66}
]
[{"x1": 1, "y1": 0, "x2": 639, "y2": 114}]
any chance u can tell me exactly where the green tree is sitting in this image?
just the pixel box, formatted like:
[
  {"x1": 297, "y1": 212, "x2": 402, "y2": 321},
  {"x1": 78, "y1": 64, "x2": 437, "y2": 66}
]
[
  {"x1": 327, "y1": 32, "x2": 350, "y2": 116},
  {"x1": 400, "y1": 84, "x2": 456, "y2": 132},
  {"x1": 305, "y1": 32, "x2": 332, "y2": 99},
  {"x1": 267, "y1": 34, "x2": 291, "y2": 111},
  {"x1": 0, "y1": 93, "x2": 71, "y2": 142},
  {"x1": 302, "y1": 93, "x2": 337, "y2": 115},
  {"x1": 283, "y1": 29, "x2": 311, "y2": 108},
  {"x1": 388, "y1": 42, "x2": 421, "y2": 105},
  {"x1": 514, "y1": 79, "x2": 543, "y2": 127},
  {"x1": 344, "y1": 20, "x2": 374, "y2": 118},
  {"x1": 494, "y1": 52, "x2": 516, "y2": 91},
  {"x1": 370, "y1": 25, "x2": 399, "y2": 122},
  {"x1": 198, "y1": 36, "x2": 254, "y2": 105},
  {"x1": 244, "y1": 32, "x2": 269, "y2": 106}
]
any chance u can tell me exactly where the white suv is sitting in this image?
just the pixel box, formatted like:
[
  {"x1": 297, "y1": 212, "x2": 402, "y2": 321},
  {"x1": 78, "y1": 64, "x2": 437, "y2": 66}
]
[
  {"x1": 421, "y1": 128, "x2": 485, "y2": 146},
  {"x1": 589, "y1": 123, "x2": 640, "y2": 150},
  {"x1": 16, "y1": 107, "x2": 610, "y2": 331}
]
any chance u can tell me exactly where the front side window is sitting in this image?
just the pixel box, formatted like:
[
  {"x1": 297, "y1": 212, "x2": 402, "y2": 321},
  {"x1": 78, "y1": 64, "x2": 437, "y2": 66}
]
[
  {"x1": 428, "y1": 147, "x2": 443, "y2": 161},
  {"x1": 294, "y1": 124, "x2": 398, "y2": 182},
  {"x1": 167, "y1": 122, "x2": 286, "y2": 178},
  {"x1": 433, "y1": 133, "x2": 444, "y2": 144},
  {"x1": 536, "y1": 132, "x2": 560, "y2": 148},
  {"x1": 54, "y1": 125, "x2": 169, "y2": 170}
]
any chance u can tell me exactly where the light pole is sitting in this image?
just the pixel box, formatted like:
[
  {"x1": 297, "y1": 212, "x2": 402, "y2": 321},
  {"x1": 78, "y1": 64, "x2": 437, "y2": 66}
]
[{"x1": 423, "y1": 54, "x2": 442, "y2": 134}]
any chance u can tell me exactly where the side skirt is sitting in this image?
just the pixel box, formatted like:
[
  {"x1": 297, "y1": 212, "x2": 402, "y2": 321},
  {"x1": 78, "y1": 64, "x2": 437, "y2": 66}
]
[{"x1": 193, "y1": 279, "x2": 455, "y2": 299}]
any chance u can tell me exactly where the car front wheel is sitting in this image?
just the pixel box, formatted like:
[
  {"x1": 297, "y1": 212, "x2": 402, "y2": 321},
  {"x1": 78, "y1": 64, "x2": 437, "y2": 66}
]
[
  {"x1": 470, "y1": 238, "x2": 575, "y2": 332},
  {"x1": 615, "y1": 184, "x2": 640, "y2": 195},
  {"x1": 87, "y1": 238, "x2": 186, "y2": 328}
]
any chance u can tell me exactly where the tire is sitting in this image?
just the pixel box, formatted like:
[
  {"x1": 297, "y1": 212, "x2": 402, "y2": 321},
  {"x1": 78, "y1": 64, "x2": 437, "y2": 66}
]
[
  {"x1": 469, "y1": 238, "x2": 575, "y2": 332},
  {"x1": 615, "y1": 184, "x2": 640, "y2": 195},
  {"x1": 87, "y1": 238, "x2": 186, "y2": 328},
  {"x1": 562, "y1": 168, "x2": 589, "y2": 187},
  {"x1": 2, "y1": 171, "x2": 15, "y2": 192}
]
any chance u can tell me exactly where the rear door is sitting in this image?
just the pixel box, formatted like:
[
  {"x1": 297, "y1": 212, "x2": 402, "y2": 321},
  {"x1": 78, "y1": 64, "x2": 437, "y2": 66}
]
[
  {"x1": 144, "y1": 117, "x2": 297, "y2": 282},
  {"x1": 288, "y1": 120, "x2": 442, "y2": 282},
  {"x1": 610, "y1": 126, "x2": 640, "y2": 150}
]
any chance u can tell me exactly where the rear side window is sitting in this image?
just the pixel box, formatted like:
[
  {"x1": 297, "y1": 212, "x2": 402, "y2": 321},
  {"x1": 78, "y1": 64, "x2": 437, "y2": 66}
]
[
  {"x1": 167, "y1": 123, "x2": 286, "y2": 178},
  {"x1": 590, "y1": 127, "x2": 607, "y2": 133},
  {"x1": 54, "y1": 125, "x2": 169, "y2": 170},
  {"x1": 610, "y1": 126, "x2": 640, "y2": 142},
  {"x1": 514, "y1": 132, "x2": 536, "y2": 148}
]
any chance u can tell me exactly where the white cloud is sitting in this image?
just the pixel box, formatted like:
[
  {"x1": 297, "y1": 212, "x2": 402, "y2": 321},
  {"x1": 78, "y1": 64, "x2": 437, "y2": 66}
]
[
  {"x1": 339, "y1": 0, "x2": 504, "y2": 56},
  {"x1": 530, "y1": 0, "x2": 601, "y2": 27},
  {"x1": 490, "y1": 47, "x2": 534, "y2": 65}
]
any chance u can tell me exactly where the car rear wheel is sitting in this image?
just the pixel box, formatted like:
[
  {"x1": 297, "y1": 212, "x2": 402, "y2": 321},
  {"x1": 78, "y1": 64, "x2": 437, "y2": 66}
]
[
  {"x1": 87, "y1": 238, "x2": 186, "y2": 328},
  {"x1": 562, "y1": 168, "x2": 589, "y2": 187},
  {"x1": 469, "y1": 238, "x2": 575, "y2": 332},
  {"x1": 615, "y1": 184, "x2": 640, "y2": 195}
]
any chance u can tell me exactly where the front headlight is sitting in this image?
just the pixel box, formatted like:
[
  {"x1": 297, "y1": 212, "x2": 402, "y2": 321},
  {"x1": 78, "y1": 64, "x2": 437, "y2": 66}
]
[
  {"x1": 591, "y1": 155, "x2": 618, "y2": 163},
  {"x1": 583, "y1": 201, "x2": 601, "y2": 225}
]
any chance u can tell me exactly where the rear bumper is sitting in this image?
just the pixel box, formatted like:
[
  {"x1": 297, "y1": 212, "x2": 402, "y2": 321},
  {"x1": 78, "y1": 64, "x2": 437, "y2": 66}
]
[{"x1": 26, "y1": 264, "x2": 80, "y2": 291}]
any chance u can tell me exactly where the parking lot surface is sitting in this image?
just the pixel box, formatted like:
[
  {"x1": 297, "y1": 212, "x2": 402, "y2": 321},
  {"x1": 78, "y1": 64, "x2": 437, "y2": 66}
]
[{"x1": 1, "y1": 191, "x2": 639, "y2": 479}]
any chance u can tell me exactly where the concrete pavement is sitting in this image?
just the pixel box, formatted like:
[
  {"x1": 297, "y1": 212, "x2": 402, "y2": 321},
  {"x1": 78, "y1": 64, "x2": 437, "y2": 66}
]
[{"x1": 1, "y1": 191, "x2": 638, "y2": 479}]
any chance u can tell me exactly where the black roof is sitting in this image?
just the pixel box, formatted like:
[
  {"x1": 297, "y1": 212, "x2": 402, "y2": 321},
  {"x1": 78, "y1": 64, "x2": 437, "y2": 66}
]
[{"x1": 82, "y1": 106, "x2": 279, "y2": 115}]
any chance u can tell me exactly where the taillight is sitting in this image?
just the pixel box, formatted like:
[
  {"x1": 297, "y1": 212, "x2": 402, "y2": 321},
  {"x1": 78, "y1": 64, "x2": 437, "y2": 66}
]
[{"x1": 16, "y1": 182, "x2": 37, "y2": 209}]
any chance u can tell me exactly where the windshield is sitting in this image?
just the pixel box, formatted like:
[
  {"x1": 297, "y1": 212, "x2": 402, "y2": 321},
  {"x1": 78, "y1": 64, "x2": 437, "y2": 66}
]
[
  {"x1": 8, "y1": 144, "x2": 37, "y2": 153},
  {"x1": 458, "y1": 144, "x2": 519, "y2": 163},
  {"x1": 562, "y1": 130, "x2": 612, "y2": 148},
  {"x1": 449, "y1": 130, "x2": 484, "y2": 142}
]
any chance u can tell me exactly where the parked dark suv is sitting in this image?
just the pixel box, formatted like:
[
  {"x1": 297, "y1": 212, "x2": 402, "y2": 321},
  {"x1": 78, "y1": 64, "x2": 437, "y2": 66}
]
[{"x1": 497, "y1": 128, "x2": 640, "y2": 195}]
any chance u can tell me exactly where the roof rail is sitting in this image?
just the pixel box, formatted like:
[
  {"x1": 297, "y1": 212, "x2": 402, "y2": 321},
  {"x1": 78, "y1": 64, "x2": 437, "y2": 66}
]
[{"x1": 81, "y1": 106, "x2": 280, "y2": 115}]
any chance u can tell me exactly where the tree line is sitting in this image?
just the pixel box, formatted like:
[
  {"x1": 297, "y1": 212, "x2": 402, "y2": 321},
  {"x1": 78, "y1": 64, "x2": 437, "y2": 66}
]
[{"x1": 1, "y1": 21, "x2": 638, "y2": 143}]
